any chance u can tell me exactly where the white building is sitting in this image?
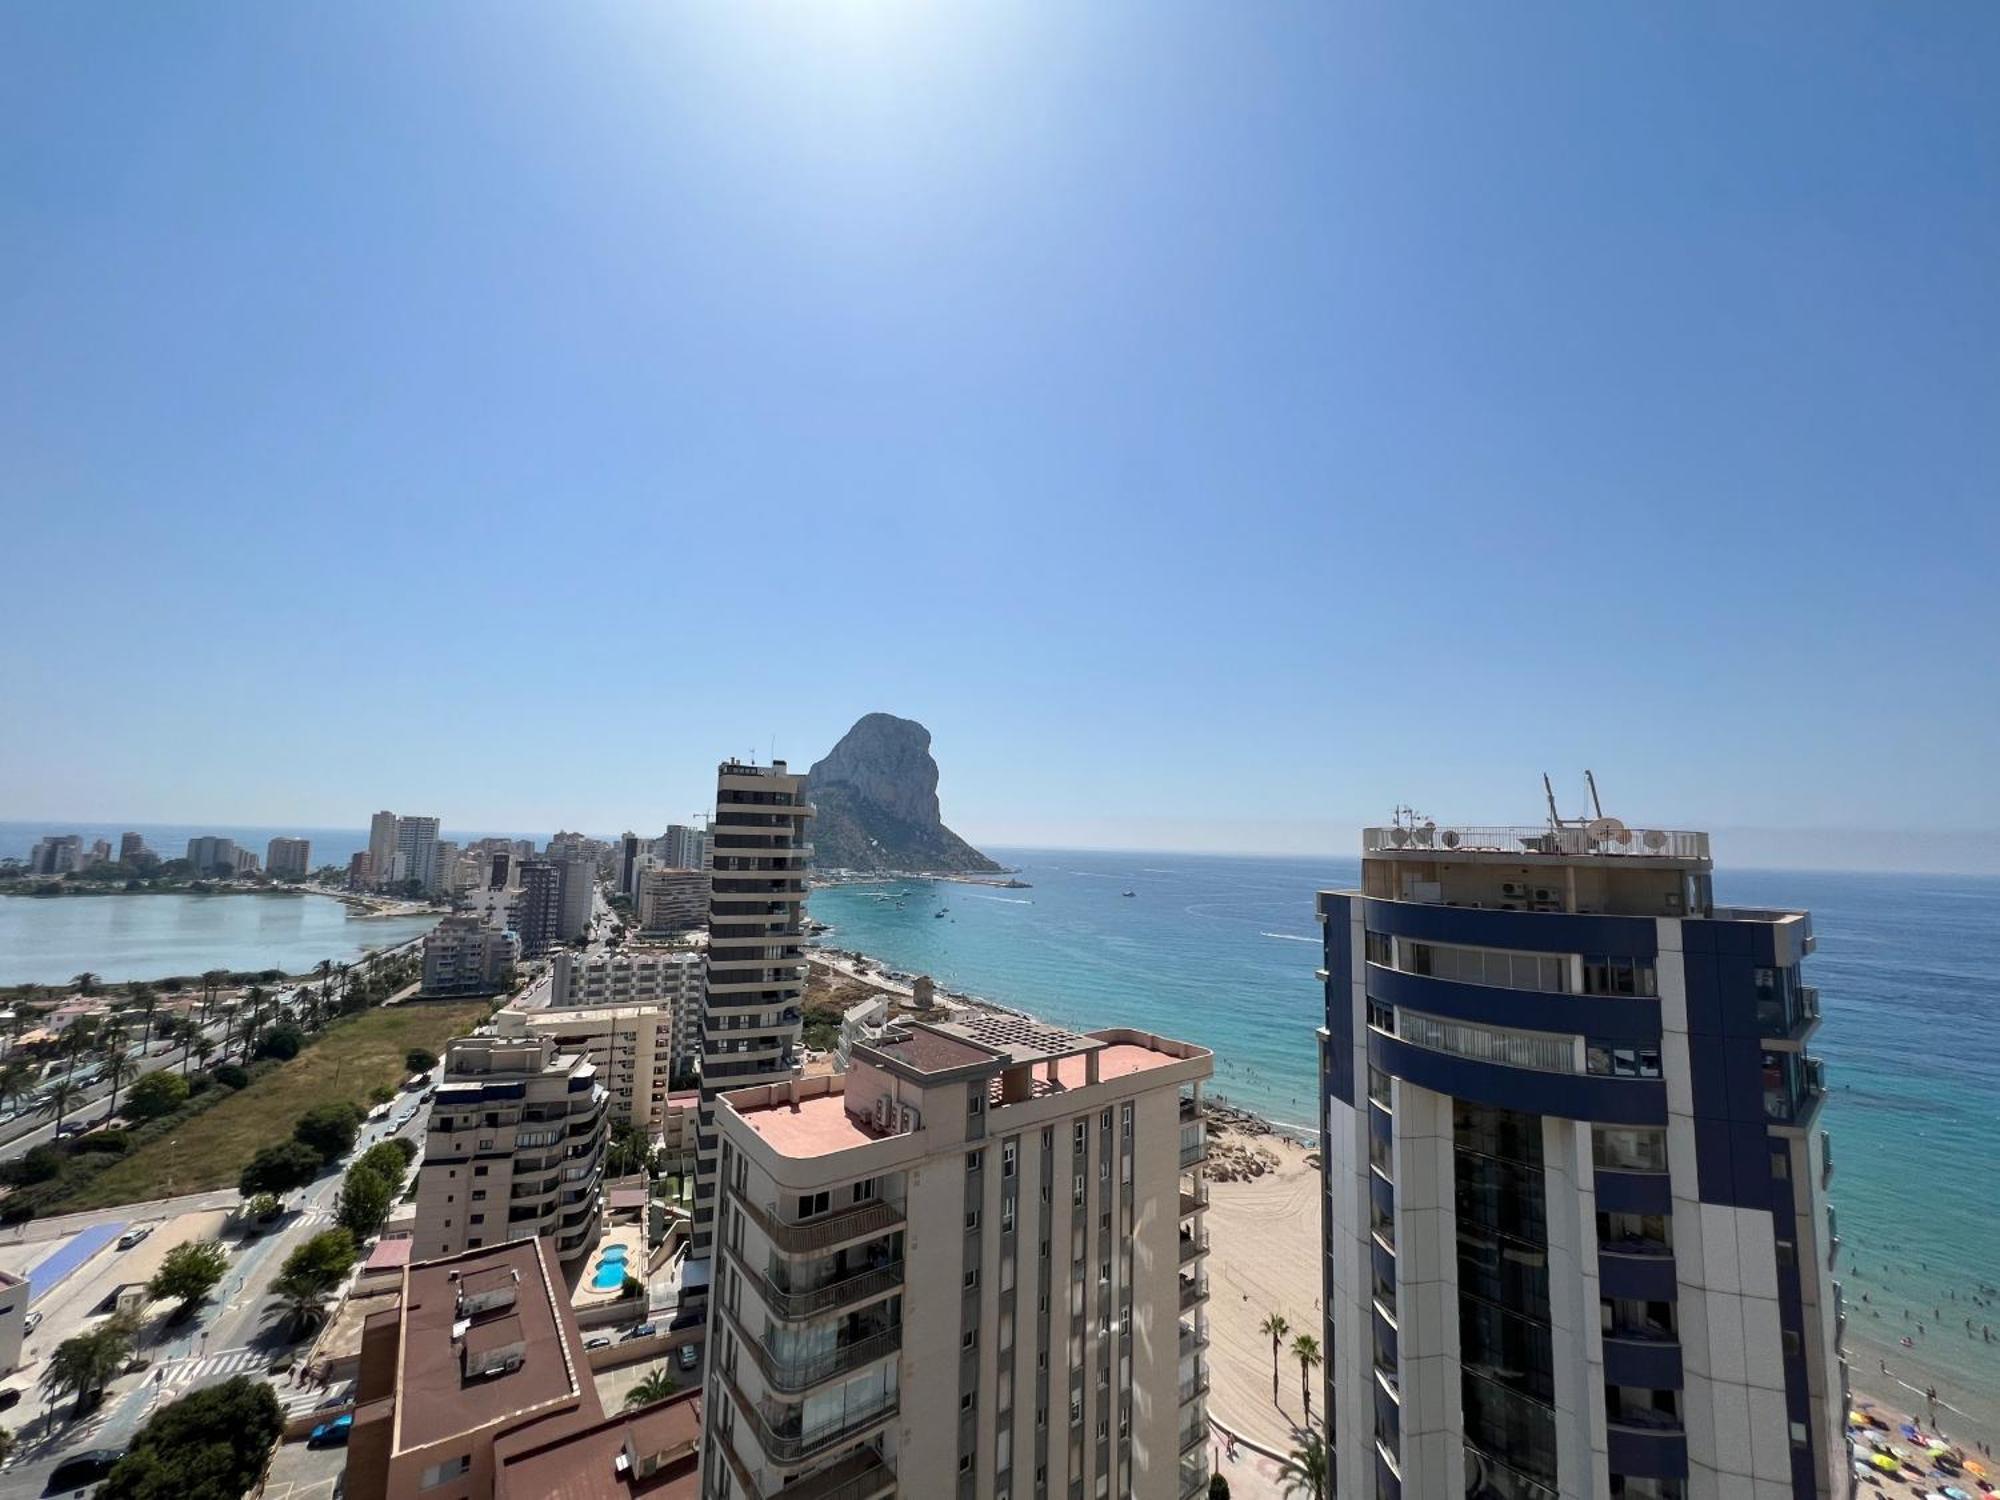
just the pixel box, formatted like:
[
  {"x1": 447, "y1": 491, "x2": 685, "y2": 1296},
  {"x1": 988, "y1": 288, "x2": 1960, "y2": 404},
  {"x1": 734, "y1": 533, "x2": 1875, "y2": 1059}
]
[
  {"x1": 637, "y1": 867, "x2": 705, "y2": 935},
  {"x1": 266, "y1": 836, "x2": 311, "y2": 880}
]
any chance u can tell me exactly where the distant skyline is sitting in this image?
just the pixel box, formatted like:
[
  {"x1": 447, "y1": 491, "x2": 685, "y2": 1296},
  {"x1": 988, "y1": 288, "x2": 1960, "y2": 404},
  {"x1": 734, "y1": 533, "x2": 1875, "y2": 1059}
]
[{"x1": 4, "y1": 7, "x2": 1995, "y2": 867}]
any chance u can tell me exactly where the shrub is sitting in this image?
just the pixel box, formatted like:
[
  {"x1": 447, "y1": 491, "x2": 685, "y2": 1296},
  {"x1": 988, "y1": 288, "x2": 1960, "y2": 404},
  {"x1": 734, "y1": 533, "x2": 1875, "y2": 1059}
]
[
  {"x1": 15, "y1": 1146, "x2": 63, "y2": 1184},
  {"x1": 405, "y1": 1048, "x2": 438, "y2": 1073},
  {"x1": 149, "y1": 1240, "x2": 229, "y2": 1314},
  {"x1": 293, "y1": 1102, "x2": 364, "y2": 1164},
  {"x1": 255, "y1": 1025, "x2": 303, "y2": 1061},
  {"x1": 1208, "y1": 1476, "x2": 1231, "y2": 1500},
  {"x1": 99, "y1": 1374, "x2": 282, "y2": 1500},
  {"x1": 335, "y1": 1166, "x2": 393, "y2": 1239},
  {"x1": 239, "y1": 1140, "x2": 322, "y2": 1197},
  {"x1": 211, "y1": 1063, "x2": 249, "y2": 1090},
  {"x1": 68, "y1": 1131, "x2": 128, "y2": 1155},
  {"x1": 126, "y1": 1071, "x2": 190, "y2": 1120}
]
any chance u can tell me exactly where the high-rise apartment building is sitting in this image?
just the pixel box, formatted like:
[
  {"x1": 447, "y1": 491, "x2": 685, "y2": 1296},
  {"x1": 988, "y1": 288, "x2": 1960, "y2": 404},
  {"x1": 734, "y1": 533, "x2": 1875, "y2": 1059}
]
[
  {"x1": 515, "y1": 860, "x2": 565, "y2": 958},
  {"x1": 185, "y1": 835, "x2": 239, "y2": 876},
  {"x1": 368, "y1": 811, "x2": 399, "y2": 889},
  {"x1": 551, "y1": 946, "x2": 705, "y2": 1086},
  {"x1": 1317, "y1": 814, "x2": 1845, "y2": 1500},
  {"x1": 619, "y1": 832, "x2": 642, "y2": 899},
  {"x1": 559, "y1": 857, "x2": 596, "y2": 940},
  {"x1": 493, "y1": 1002, "x2": 676, "y2": 1131},
  {"x1": 118, "y1": 831, "x2": 147, "y2": 863},
  {"x1": 414, "y1": 1032, "x2": 608, "y2": 1267},
  {"x1": 700, "y1": 1015, "x2": 1215, "y2": 1500},
  {"x1": 637, "y1": 867, "x2": 706, "y2": 935},
  {"x1": 421, "y1": 914, "x2": 520, "y2": 998},
  {"x1": 27, "y1": 835, "x2": 83, "y2": 875},
  {"x1": 396, "y1": 815, "x2": 442, "y2": 894},
  {"x1": 659, "y1": 823, "x2": 706, "y2": 872},
  {"x1": 691, "y1": 761, "x2": 813, "y2": 1279},
  {"x1": 266, "y1": 836, "x2": 311, "y2": 880}
]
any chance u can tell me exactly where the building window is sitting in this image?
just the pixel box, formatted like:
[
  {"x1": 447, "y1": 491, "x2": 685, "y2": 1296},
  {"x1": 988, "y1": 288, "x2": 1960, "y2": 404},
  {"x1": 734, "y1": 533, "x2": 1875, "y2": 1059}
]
[
  {"x1": 1365, "y1": 931, "x2": 1393, "y2": 966},
  {"x1": 1406, "y1": 941, "x2": 1567, "y2": 994},
  {"x1": 1585, "y1": 1045, "x2": 1663, "y2": 1078},
  {"x1": 1592, "y1": 1127, "x2": 1668, "y2": 1174},
  {"x1": 966, "y1": 1269, "x2": 981, "y2": 1291},
  {"x1": 966, "y1": 1210, "x2": 981, "y2": 1232},
  {"x1": 968, "y1": 1149, "x2": 984, "y2": 1173},
  {"x1": 1003, "y1": 1140, "x2": 1018, "y2": 1177},
  {"x1": 420, "y1": 1456, "x2": 471, "y2": 1489},
  {"x1": 969, "y1": 1091, "x2": 985, "y2": 1117},
  {"x1": 1583, "y1": 956, "x2": 1657, "y2": 997},
  {"x1": 1002, "y1": 1200, "x2": 1016, "y2": 1233},
  {"x1": 1399, "y1": 1009, "x2": 1577, "y2": 1074},
  {"x1": 1120, "y1": 1104, "x2": 1132, "y2": 1138},
  {"x1": 1074, "y1": 1120, "x2": 1087, "y2": 1152}
]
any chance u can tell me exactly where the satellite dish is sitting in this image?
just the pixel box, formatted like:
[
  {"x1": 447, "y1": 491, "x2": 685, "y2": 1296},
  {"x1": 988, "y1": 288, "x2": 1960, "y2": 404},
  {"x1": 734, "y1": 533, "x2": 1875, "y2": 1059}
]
[
  {"x1": 1413, "y1": 824, "x2": 1435, "y2": 847},
  {"x1": 1440, "y1": 829, "x2": 1461, "y2": 849},
  {"x1": 1584, "y1": 817, "x2": 1627, "y2": 842},
  {"x1": 1389, "y1": 827, "x2": 1410, "y2": 847},
  {"x1": 1642, "y1": 829, "x2": 1667, "y2": 850}
]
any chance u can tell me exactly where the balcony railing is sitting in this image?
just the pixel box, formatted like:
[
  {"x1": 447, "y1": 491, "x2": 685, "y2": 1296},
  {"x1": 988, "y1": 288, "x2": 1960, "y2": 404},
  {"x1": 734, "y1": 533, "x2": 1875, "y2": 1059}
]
[
  {"x1": 1179, "y1": 1139, "x2": 1207, "y2": 1170},
  {"x1": 1362, "y1": 824, "x2": 1709, "y2": 860},
  {"x1": 1180, "y1": 1187, "x2": 1209, "y2": 1218},
  {"x1": 750, "y1": 1323, "x2": 902, "y2": 1396},
  {"x1": 721, "y1": 1368, "x2": 900, "y2": 1465},
  {"x1": 733, "y1": 1248, "x2": 905, "y2": 1322},
  {"x1": 759, "y1": 1448, "x2": 896, "y2": 1500},
  {"x1": 1178, "y1": 1370, "x2": 1210, "y2": 1405},
  {"x1": 738, "y1": 1195, "x2": 906, "y2": 1257},
  {"x1": 1178, "y1": 1233, "x2": 1209, "y2": 1265},
  {"x1": 1179, "y1": 1278, "x2": 1209, "y2": 1313}
]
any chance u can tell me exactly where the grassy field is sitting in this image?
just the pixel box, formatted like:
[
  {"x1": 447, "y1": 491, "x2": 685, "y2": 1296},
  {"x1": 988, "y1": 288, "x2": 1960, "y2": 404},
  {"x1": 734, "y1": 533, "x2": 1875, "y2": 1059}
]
[{"x1": 59, "y1": 1001, "x2": 490, "y2": 1209}]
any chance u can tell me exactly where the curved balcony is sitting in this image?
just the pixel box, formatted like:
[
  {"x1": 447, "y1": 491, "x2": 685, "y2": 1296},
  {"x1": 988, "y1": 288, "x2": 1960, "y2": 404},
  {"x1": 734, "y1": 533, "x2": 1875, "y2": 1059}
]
[
  {"x1": 1179, "y1": 1233, "x2": 1209, "y2": 1266},
  {"x1": 1368, "y1": 1031, "x2": 1665, "y2": 1127},
  {"x1": 742, "y1": 1319, "x2": 903, "y2": 1396},
  {"x1": 731, "y1": 1247, "x2": 904, "y2": 1322},
  {"x1": 738, "y1": 1196, "x2": 906, "y2": 1258},
  {"x1": 719, "y1": 1368, "x2": 899, "y2": 1466}
]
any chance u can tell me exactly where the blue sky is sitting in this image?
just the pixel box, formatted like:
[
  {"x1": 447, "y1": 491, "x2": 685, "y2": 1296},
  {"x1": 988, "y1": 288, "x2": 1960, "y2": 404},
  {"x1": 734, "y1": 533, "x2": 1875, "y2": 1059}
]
[{"x1": 3, "y1": 5, "x2": 1996, "y2": 864}]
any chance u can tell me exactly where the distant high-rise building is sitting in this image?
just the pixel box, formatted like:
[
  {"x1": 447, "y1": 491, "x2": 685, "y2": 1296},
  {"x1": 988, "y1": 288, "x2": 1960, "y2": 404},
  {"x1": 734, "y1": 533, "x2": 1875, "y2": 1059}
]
[
  {"x1": 118, "y1": 832, "x2": 147, "y2": 863},
  {"x1": 394, "y1": 815, "x2": 441, "y2": 893},
  {"x1": 635, "y1": 867, "x2": 704, "y2": 935},
  {"x1": 558, "y1": 857, "x2": 595, "y2": 941},
  {"x1": 689, "y1": 760, "x2": 812, "y2": 1282},
  {"x1": 414, "y1": 1032, "x2": 606, "y2": 1266},
  {"x1": 231, "y1": 847, "x2": 261, "y2": 876},
  {"x1": 346, "y1": 852, "x2": 372, "y2": 890},
  {"x1": 420, "y1": 914, "x2": 518, "y2": 997},
  {"x1": 515, "y1": 860, "x2": 564, "y2": 958},
  {"x1": 488, "y1": 851, "x2": 512, "y2": 890},
  {"x1": 617, "y1": 832, "x2": 641, "y2": 899},
  {"x1": 700, "y1": 1016, "x2": 1216, "y2": 1500},
  {"x1": 1317, "y1": 813, "x2": 1846, "y2": 1499},
  {"x1": 659, "y1": 822, "x2": 706, "y2": 872},
  {"x1": 86, "y1": 838, "x2": 111, "y2": 867},
  {"x1": 429, "y1": 839, "x2": 461, "y2": 895},
  {"x1": 367, "y1": 810, "x2": 398, "y2": 889},
  {"x1": 266, "y1": 836, "x2": 311, "y2": 880},
  {"x1": 185, "y1": 836, "x2": 239, "y2": 877},
  {"x1": 28, "y1": 836, "x2": 83, "y2": 875}
]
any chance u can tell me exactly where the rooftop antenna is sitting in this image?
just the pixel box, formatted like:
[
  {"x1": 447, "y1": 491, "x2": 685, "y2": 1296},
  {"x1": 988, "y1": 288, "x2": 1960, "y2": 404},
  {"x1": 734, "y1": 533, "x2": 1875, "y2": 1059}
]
[{"x1": 1585, "y1": 769, "x2": 1604, "y2": 820}]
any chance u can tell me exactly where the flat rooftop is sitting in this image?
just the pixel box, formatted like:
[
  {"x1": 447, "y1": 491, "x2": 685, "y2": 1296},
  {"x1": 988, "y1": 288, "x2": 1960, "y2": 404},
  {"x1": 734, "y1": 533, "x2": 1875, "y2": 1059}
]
[
  {"x1": 735, "y1": 1091, "x2": 886, "y2": 1158},
  {"x1": 1362, "y1": 823, "x2": 1709, "y2": 863},
  {"x1": 396, "y1": 1240, "x2": 586, "y2": 1453},
  {"x1": 494, "y1": 1393, "x2": 701, "y2": 1500}
]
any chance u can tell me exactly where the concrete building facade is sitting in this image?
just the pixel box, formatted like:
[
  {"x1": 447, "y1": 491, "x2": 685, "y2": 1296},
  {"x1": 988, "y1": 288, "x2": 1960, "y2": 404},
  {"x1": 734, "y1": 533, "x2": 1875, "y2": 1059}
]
[
  {"x1": 494, "y1": 1003, "x2": 678, "y2": 1132},
  {"x1": 692, "y1": 761, "x2": 813, "y2": 1278},
  {"x1": 369, "y1": 811, "x2": 399, "y2": 889},
  {"x1": 1317, "y1": 817, "x2": 1846, "y2": 1500},
  {"x1": 266, "y1": 836, "x2": 312, "y2": 880},
  {"x1": 396, "y1": 816, "x2": 442, "y2": 894},
  {"x1": 422, "y1": 915, "x2": 519, "y2": 998},
  {"x1": 701, "y1": 1015, "x2": 1215, "y2": 1500},
  {"x1": 414, "y1": 1032, "x2": 609, "y2": 1267},
  {"x1": 638, "y1": 867, "x2": 707, "y2": 936},
  {"x1": 515, "y1": 861, "x2": 565, "y2": 958},
  {"x1": 185, "y1": 835, "x2": 239, "y2": 876}
]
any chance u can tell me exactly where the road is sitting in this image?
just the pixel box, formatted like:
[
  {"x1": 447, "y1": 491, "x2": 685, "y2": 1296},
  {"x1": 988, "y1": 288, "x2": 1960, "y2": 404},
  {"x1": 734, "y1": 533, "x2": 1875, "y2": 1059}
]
[
  {"x1": 0, "y1": 1032, "x2": 228, "y2": 1164},
  {"x1": 1, "y1": 1103, "x2": 432, "y2": 1496}
]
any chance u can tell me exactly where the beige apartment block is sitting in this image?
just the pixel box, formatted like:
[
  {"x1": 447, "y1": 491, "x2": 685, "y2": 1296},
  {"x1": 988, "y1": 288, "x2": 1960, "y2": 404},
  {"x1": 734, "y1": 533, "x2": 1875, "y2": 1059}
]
[
  {"x1": 414, "y1": 1033, "x2": 608, "y2": 1268},
  {"x1": 639, "y1": 866, "x2": 707, "y2": 935},
  {"x1": 494, "y1": 1003, "x2": 677, "y2": 1132},
  {"x1": 701, "y1": 1014, "x2": 1216, "y2": 1500},
  {"x1": 692, "y1": 760, "x2": 813, "y2": 1275}
]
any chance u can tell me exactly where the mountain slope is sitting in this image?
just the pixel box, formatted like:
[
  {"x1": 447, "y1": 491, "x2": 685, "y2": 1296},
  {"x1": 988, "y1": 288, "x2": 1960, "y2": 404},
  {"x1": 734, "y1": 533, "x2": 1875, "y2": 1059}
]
[{"x1": 805, "y1": 714, "x2": 1001, "y2": 873}]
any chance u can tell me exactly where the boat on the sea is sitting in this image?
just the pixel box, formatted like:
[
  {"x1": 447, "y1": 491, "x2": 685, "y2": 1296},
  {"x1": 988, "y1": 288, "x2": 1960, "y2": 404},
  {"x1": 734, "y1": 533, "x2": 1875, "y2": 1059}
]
[
  {"x1": 934, "y1": 909, "x2": 948, "y2": 918},
  {"x1": 1121, "y1": 890, "x2": 1136, "y2": 898}
]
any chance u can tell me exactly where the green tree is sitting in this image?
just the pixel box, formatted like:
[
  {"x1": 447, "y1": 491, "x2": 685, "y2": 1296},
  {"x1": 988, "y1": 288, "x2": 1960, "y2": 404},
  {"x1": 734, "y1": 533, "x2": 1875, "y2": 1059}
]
[
  {"x1": 293, "y1": 1102, "x2": 364, "y2": 1163},
  {"x1": 126, "y1": 1070, "x2": 190, "y2": 1120},
  {"x1": 1258, "y1": 1312, "x2": 1289, "y2": 1401},
  {"x1": 1277, "y1": 1433, "x2": 1328, "y2": 1500},
  {"x1": 623, "y1": 1367, "x2": 680, "y2": 1411},
  {"x1": 335, "y1": 1166, "x2": 394, "y2": 1239},
  {"x1": 41, "y1": 1322, "x2": 132, "y2": 1415},
  {"x1": 98, "y1": 1039, "x2": 135, "y2": 1124},
  {"x1": 98, "y1": 1373, "x2": 283, "y2": 1500},
  {"x1": 256, "y1": 1024, "x2": 304, "y2": 1061},
  {"x1": 150, "y1": 1239, "x2": 229, "y2": 1316},
  {"x1": 405, "y1": 1047, "x2": 438, "y2": 1073},
  {"x1": 280, "y1": 1228, "x2": 358, "y2": 1286},
  {"x1": 239, "y1": 1139, "x2": 323, "y2": 1196},
  {"x1": 355, "y1": 1140, "x2": 412, "y2": 1184},
  {"x1": 1291, "y1": 1331, "x2": 1322, "y2": 1424},
  {"x1": 36, "y1": 1074, "x2": 79, "y2": 1136},
  {"x1": 0, "y1": 1061, "x2": 32, "y2": 1115},
  {"x1": 71, "y1": 971, "x2": 100, "y2": 997}
]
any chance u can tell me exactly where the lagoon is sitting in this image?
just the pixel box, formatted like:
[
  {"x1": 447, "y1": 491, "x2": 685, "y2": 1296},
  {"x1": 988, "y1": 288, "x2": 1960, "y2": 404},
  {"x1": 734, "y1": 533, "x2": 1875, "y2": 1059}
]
[{"x1": 0, "y1": 891, "x2": 438, "y2": 985}]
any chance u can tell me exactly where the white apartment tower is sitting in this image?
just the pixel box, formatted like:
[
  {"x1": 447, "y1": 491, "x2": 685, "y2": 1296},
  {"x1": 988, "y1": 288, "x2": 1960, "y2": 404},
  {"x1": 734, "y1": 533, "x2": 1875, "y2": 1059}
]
[
  {"x1": 701, "y1": 1016, "x2": 1216, "y2": 1500},
  {"x1": 367, "y1": 810, "x2": 398, "y2": 889},
  {"x1": 690, "y1": 760, "x2": 813, "y2": 1284}
]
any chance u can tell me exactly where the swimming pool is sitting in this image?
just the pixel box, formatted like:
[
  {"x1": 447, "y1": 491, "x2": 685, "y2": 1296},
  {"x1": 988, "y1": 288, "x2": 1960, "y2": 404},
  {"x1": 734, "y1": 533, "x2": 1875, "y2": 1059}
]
[{"x1": 589, "y1": 1244, "x2": 631, "y2": 1291}]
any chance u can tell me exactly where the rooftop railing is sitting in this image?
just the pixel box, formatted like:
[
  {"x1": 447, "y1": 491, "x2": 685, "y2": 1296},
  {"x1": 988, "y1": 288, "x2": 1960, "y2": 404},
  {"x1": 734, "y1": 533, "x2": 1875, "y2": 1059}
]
[{"x1": 1363, "y1": 825, "x2": 1709, "y2": 860}]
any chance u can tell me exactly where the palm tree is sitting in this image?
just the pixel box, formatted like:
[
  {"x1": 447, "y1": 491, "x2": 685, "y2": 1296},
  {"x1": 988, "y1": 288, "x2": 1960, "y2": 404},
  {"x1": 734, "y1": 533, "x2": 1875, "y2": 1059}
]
[
  {"x1": 199, "y1": 970, "x2": 229, "y2": 1027},
  {"x1": 176, "y1": 1015, "x2": 201, "y2": 1076},
  {"x1": 272, "y1": 1270, "x2": 336, "y2": 1334},
  {"x1": 623, "y1": 1367, "x2": 680, "y2": 1411},
  {"x1": 1291, "y1": 1332, "x2": 1322, "y2": 1424},
  {"x1": 37, "y1": 1074, "x2": 78, "y2": 1134},
  {"x1": 98, "y1": 1039, "x2": 134, "y2": 1125},
  {"x1": 243, "y1": 986, "x2": 268, "y2": 1057},
  {"x1": 0, "y1": 1061, "x2": 31, "y2": 1116},
  {"x1": 1277, "y1": 1432, "x2": 1328, "y2": 1500},
  {"x1": 192, "y1": 1034, "x2": 215, "y2": 1071},
  {"x1": 316, "y1": 959, "x2": 334, "y2": 1019},
  {"x1": 70, "y1": 972, "x2": 99, "y2": 998},
  {"x1": 1259, "y1": 1312, "x2": 1290, "y2": 1401},
  {"x1": 41, "y1": 1323, "x2": 132, "y2": 1416}
]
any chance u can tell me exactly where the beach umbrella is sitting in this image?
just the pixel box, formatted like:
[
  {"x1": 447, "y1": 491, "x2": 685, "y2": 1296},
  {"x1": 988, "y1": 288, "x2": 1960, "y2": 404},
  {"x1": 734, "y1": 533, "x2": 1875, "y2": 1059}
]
[
  {"x1": 1942, "y1": 1486, "x2": 1973, "y2": 1500},
  {"x1": 1873, "y1": 1452, "x2": 1902, "y2": 1473}
]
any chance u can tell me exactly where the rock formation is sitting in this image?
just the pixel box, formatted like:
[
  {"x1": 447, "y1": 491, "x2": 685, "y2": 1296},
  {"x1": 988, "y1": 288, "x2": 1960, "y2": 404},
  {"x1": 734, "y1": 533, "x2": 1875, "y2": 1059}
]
[{"x1": 806, "y1": 714, "x2": 1002, "y2": 873}]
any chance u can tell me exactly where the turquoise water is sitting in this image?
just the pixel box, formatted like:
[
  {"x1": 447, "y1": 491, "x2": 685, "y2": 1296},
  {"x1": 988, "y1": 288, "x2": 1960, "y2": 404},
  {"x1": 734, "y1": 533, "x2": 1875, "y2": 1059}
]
[
  {"x1": 811, "y1": 850, "x2": 2000, "y2": 1421},
  {"x1": 591, "y1": 1245, "x2": 631, "y2": 1290},
  {"x1": 0, "y1": 890, "x2": 438, "y2": 984}
]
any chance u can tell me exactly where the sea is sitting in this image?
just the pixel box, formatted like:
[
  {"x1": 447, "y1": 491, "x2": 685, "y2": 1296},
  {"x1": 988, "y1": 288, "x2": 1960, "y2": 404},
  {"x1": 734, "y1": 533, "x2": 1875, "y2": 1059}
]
[{"x1": 809, "y1": 849, "x2": 2000, "y2": 1428}]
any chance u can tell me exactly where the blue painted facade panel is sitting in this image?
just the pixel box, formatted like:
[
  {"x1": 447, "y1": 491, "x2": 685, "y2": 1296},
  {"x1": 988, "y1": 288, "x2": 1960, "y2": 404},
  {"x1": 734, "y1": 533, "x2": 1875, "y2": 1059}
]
[
  {"x1": 1360, "y1": 898, "x2": 1659, "y2": 959},
  {"x1": 1368, "y1": 1032, "x2": 1667, "y2": 1125},
  {"x1": 1365, "y1": 963, "x2": 1661, "y2": 1043},
  {"x1": 1321, "y1": 892, "x2": 1355, "y2": 1107},
  {"x1": 1593, "y1": 1169, "x2": 1673, "y2": 1216},
  {"x1": 1606, "y1": 1425, "x2": 1690, "y2": 1480}
]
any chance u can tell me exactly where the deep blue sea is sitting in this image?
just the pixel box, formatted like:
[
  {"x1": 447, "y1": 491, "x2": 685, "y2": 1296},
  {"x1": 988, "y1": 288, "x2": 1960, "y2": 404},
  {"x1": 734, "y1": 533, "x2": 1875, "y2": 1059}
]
[{"x1": 810, "y1": 849, "x2": 2000, "y2": 1421}]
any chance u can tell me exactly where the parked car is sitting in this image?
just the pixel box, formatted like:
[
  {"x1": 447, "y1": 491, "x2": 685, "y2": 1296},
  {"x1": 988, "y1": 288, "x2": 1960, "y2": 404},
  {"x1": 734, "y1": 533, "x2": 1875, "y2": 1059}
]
[
  {"x1": 117, "y1": 1224, "x2": 154, "y2": 1250},
  {"x1": 0, "y1": 1384, "x2": 22, "y2": 1411},
  {"x1": 584, "y1": 1335, "x2": 612, "y2": 1351},
  {"x1": 22, "y1": 1311, "x2": 42, "y2": 1334},
  {"x1": 619, "y1": 1323, "x2": 656, "y2": 1343},
  {"x1": 308, "y1": 1414, "x2": 354, "y2": 1448},
  {"x1": 677, "y1": 1343, "x2": 700, "y2": 1371},
  {"x1": 45, "y1": 1449, "x2": 121, "y2": 1490}
]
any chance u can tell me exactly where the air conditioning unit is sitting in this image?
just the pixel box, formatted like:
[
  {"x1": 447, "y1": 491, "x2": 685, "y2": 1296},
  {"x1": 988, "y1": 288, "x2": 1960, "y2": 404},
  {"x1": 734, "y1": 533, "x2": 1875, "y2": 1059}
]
[
  {"x1": 1532, "y1": 888, "x2": 1558, "y2": 903},
  {"x1": 898, "y1": 1104, "x2": 917, "y2": 1134},
  {"x1": 1501, "y1": 882, "x2": 1527, "y2": 899},
  {"x1": 873, "y1": 1096, "x2": 891, "y2": 1131}
]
